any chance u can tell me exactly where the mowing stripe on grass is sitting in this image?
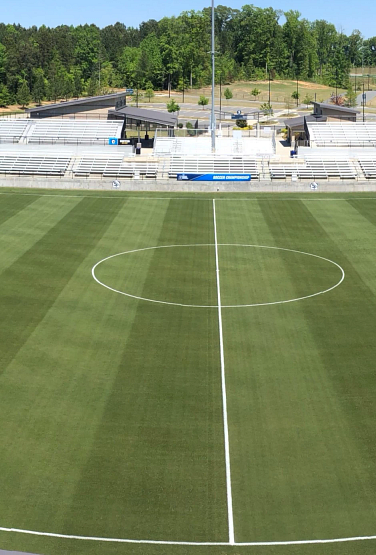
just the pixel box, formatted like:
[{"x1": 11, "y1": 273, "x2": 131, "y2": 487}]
[
  {"x1": 0, "y1": 197, "x2": 126, "y2": 374},
  {"x1": 0, "y1": 196, "x2": 81, "y2": 276},
  {"x1": 0, "y1": 194, "x2": 39, "y2": 226}
]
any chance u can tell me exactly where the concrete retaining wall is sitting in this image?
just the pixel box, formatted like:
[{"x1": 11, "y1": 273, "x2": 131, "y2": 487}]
[{"x1": 1, "y1": 176, "x2": 376, "y2": 193}]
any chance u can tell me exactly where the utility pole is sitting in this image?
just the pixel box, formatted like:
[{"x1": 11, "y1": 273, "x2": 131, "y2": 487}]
[
  {"x1": 182, "y1": 72, "x2": 185, "y2": 103},
  {"x1": 210, "y1": 0, "x2": 216, "y2": 153},
  {"x1": 219, "y1": 73, "x2": 222, "y2": 123},
  {"x1": 296, "y1": 74, "x2": 299, "y2": 107},
  {"x1": 268, "y1": 71, "x2": 271, "y2": 106},
  {"x1": 363, "y1": 83, "x2": 365, "y2": 122}
]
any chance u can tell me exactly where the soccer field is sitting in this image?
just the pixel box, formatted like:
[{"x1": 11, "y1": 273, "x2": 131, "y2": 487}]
[{"x1": 1, "y1": 190, "x2": 376, "y2": 555}]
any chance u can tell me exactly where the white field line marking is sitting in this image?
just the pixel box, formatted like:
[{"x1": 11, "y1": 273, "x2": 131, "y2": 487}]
[
  {"x1": 1, "y1": 190, "x2": 376, "y2": 201},
  {"x1": 213, "y1": 200, "x2": 235, "y2": 545},
  {"x1": 91, "y1": 244, "x2": 345, "y2": 308},
  {"x1": 2, "y1": 525, "x2": 376, "y2": 546}
]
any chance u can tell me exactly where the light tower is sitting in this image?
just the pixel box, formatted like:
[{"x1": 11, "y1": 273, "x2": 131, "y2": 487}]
[{"x1": 211, "y1": 0, "x2": 216, "y2": 153}]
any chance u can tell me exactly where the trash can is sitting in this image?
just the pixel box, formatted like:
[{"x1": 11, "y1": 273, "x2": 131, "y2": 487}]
[{"x1": 136, "y1": 142, "x2": 142, "y2": 155}]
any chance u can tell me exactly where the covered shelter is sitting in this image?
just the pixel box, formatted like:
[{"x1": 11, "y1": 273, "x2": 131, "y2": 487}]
[
  {"x1": 312, "y1": 102, "x2": 360, "y2": 122},
  {"x1": 26, "y1": 92, "x2": 127, "y2": 119},
  {"x1": 108, "y1": 106, "x2": 177, "y2": 141},
  {"x1": 284, "y1": 114, "x2": 327, "y2": 146}
]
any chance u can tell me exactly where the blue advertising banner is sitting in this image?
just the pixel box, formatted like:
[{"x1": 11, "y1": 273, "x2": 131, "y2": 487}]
[
  {"x1": 177, "y1": 173, "x2": 251, "y2": 182},
  {"x1": 108, "y1": 137, "x2": 118, "y2": 145}
]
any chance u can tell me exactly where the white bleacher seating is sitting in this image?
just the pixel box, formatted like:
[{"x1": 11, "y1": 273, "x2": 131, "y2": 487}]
[
  {"x1": 269, "y1": 159, "x2": 356, "y2": 180},
  {"x1": 27, "y1": 120, "x2": 123, "y2": 144},
  {"x1": 169, "y1": 156, "x2": 259, "y2": 178},
  {"x1": 73, "y1": 155, "x2": 158, "y2": 178},
  {"x1": 358, "y1": 158, "x2": 376, "y2": 179},
  {"x1": 0, "y1": 119, "x2": 30, "y2": 143},
  {"x1": 0, "y1": 153, "x2": 71, "y2": 175},
  {"x1": 154, "y1": 136, "x2": 274, "y2": 158},
  {"x1": 307, "y1": 122, "x2": 376, "y2": 148}
]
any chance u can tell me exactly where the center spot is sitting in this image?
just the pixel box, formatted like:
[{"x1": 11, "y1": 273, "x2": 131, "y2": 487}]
[{"x1": 92, "y1": 244, "x2": 344, "y2": 308}]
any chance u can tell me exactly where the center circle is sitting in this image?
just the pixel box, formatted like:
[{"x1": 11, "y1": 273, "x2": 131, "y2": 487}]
[{"x1": 92, "y1": 244, "x2": 345, "y2": 308}]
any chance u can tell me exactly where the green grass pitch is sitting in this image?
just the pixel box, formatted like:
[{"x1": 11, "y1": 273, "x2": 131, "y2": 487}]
[{"x1": 0, "y1": 190, "x2": 376, "y2": 555}]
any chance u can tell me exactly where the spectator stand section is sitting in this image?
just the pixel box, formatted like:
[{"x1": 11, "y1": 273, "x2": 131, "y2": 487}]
[
  {"x1": 307, "y1": 122, "x2": 376, "y2": 148},
  {"x1": 26, "y1": 119, "x2": 124, "y2": 145},
  {"x1": 0, "y1": 151, "x2": 71, "y2": 176},
  {"x1": 168, "y1": 156, "x2": 259, "y2": 180},
  {"x1": 0, "y1": 119, "x2": 30, "y2": 144}
]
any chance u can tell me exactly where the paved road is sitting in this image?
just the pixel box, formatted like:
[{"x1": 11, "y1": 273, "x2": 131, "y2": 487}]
[{"x1": 356, "y1": 90, "x2": 376, "y2": 105}]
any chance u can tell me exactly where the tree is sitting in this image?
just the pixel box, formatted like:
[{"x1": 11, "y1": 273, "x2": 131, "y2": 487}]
[
  {"x1": 0, "y1": 83, "x2": 11, "y2": 107},
  {"x1": 251, "y1": 88, "x2": 261, "y2": 100},
  {"x1": 291, "y1": 90, "x2": 300, "y2": 100},
  {"x1": 260, "y1": 102, "x2": 273, "y2": 115},
  {"x1": 198, "y1": 95, "x2": 209, "y2": 109},
  {"x1": 87, "y1": 73, "x2": 99, "y2": 96},
  {"x1": 17, "y1": 80, "x2": 31, "y2": 107},
  {"x1": 303, "y1": 93, "x2": 313, "y2": 108},
  {"x1": 330, "y1": 94, "x2": 345, "y2": 106},
  {"x1": 32, "y1": 68, "x2": 45, "y2": 104},
  {"x1": 63, "y1": 73, "x2": 74, "y2": 100},
  {"x1": 224, "y1": 87, "x2": 233, "y2": 101},
  {"x1": 73, "y1": 70, "x2": 83, "y2": 98},
  {"x1": 345, "y1": 86, "x2": 357, "y2": 107},
  {"x1": 144, "y1": 86, "x2": 154, "y2": 102},
  {"x1": 167, "y1": 98, "x2": 180, "y2": 112}
]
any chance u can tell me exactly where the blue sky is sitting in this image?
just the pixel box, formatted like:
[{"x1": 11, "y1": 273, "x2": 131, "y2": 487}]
[{"x1": 2, "y1": 0, "x2": 375, "y2": 38}]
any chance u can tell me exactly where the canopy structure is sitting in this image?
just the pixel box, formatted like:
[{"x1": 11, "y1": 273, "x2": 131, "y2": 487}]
[{"x1": 108, "y1": 107, "x2": 177, "y2": 130}]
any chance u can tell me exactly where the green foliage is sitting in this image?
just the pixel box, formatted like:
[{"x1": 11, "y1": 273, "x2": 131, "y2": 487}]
[
  {"x1": 17, "y1": 80, "x2": 31, "y2": 107},
  {"x1": 303, "y1": 93, "x2": 313, "y2": 107},
  {"x1": 260, "y1": 102, "x2": 273, "y2": 115},
  {"x1": 166, "y1": 98, "x2": 180, "y2": 112},
  {"x1": 198, "y1": 95, "x2": 209, "y2": 108},
  {"x1": 291, "y1": 90, "x2": 300, "y2": 100},
  {"x1": 251, "y1": 88, "x2": 261, "y2": 99},
  {"x1": 0, "y1": 83, "x2": 10, "y2": 107},
  {"x1": 235, "y1": 119, "x2": 247, "y2": 128},
  {"x1": 32, "y1": 69, "x2": 45, "y2": 104},
  {"x1": 87, "y1": 74, "x2": 99, "y2": 97},
  {"x1": 345, "y1": 86, "x2": 357, "y2": 107},
  {"x1": 0, "y1": 10, "x2": 372, "y2": 106},
  {"x1": 144, "y1": 84, "x2": 154, "y2": 102},
  {"x1": 224, "y1": 87, "x2": 233, "y2": 100}
]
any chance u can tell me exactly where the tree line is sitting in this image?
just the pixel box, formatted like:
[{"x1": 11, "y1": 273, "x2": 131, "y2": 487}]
[{"x1": 0, "y1": 7, "x2": 376, "y2": 107}]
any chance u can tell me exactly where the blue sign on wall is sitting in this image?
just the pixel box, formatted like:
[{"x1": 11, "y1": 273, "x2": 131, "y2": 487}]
[
  {"x1": 177, "y1": 173, "x2": 251, "y2": 182},
  {"x1": 125, "y1": 88, "x2": 134, "y2": 94},
  {"x1": 108, "y1": 138, "x2": 118, "y2": 145}
]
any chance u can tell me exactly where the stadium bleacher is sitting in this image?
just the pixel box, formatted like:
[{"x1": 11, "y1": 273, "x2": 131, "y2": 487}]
[
  {"x1": 307, "y1": 122, "x2": 376, "y2": 148},
  {"x1": 73, "y1": 155, "x2": 158, "y2": 178},
  {"x1": 154, "y1": 136, "x2": 274, "y2": 158},
  {"x1": 0, "y1": 119, "x2": 30, "y2": 143},
  {"x1": 169, "y1": 156, "x2": 259, "y2": 178},
  {"x1": 0, "y1": 152, "x2": 71, "y2": 175},
  {"x1": 358, "y1": 157, "x2": 376, "y2": 179},
  {"x1": 27, "y1": 120, "x2": 123, "y2": 145},
  {"x1": 269, "y1": 159, "x2": 357, "y2": 180}
]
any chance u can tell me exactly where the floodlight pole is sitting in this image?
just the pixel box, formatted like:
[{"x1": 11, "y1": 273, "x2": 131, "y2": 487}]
[
  {"x1": 363, "y1": 83, "x2": 365, "y2": 122},
  {"x1": 211, "y1": 0, "x2": 216, "y2": 153}
]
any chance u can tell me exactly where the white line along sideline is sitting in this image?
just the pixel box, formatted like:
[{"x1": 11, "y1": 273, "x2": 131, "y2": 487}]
[
  {"x1": 213, "y1": 199, "x2": 235, "y2": 545},
  {"x1": 1, "y1": 527, "x2": 376, "y2": 546}
]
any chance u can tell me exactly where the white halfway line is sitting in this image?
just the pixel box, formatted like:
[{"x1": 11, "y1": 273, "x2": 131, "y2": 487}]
[{"x1": 213, "y1": 199, "x2": 235, "y2": 545}]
